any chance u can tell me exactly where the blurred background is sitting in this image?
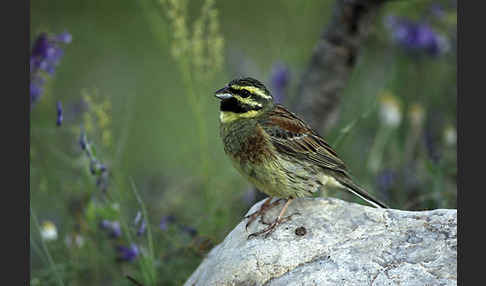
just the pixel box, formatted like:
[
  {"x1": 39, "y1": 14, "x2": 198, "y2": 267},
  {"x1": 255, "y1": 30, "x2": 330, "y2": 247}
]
[{"x1": 30, "y1": 0, "x2": 457, "y2": 285}]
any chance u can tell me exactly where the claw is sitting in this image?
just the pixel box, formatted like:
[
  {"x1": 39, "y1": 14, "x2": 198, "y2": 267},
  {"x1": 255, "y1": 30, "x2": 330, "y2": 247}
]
[
  {"x1": 248, "y1": 213, "x2": 297, "y2": 239},
  {"x1": 244, "y1": 198, "x2": 283, "y2": 231},
  {"x1": 246, "y1": 198, "x2": 296, "y2": 239}
]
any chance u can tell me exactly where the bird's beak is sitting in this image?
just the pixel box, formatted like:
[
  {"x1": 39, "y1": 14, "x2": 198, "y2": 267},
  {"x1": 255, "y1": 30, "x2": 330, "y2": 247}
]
[{"x1": 214, "y1": 86, "x2": 233, "y2": 100}]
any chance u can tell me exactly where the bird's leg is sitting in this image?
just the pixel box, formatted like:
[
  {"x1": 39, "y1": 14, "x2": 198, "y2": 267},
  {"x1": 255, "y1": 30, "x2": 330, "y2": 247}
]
[
  {"x1": 248, "y1": 198, "x2": 297, "y2": 239},
  {"x1": 245, "y1": 197, "x2": 279, "y2": 230},
  {"x1": 245, "y1": 197, "x2": 272, "y2": 230},
  {"x1": 245, "y1": 197, "x2": 283, "y2": 230}
]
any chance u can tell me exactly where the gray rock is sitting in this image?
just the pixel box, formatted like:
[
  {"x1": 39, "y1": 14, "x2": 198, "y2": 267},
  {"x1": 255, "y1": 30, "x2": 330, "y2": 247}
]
[{"x1": 185, "y1": 198, "x2": 457, "y2": 286}]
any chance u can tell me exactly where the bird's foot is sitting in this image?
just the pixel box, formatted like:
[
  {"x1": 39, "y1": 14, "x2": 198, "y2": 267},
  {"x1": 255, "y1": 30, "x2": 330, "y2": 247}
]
[
  {"x1": 259, "y1": 212, "x2": 300, "y2": 226},
  {"x1": 245, "y1": 198, "x2": 283, "y2": 231},
  {"x1": 247, "y1": 213, "x2": 298, "y2": 239}
]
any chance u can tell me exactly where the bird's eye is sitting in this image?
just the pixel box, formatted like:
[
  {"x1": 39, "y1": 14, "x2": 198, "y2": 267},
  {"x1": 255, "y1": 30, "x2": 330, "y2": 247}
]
[{"x1": 240, "y1": 90, "x2": 251, "y2": 98}]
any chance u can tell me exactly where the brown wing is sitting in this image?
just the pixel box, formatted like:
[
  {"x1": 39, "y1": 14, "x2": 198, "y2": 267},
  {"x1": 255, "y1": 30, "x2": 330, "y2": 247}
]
[
  {"x1": 258, "y1": 104, "x2": 389, "y2": 208},
  {"x1": 258, "y1": 105, "x2": 350, "y2": 175}
]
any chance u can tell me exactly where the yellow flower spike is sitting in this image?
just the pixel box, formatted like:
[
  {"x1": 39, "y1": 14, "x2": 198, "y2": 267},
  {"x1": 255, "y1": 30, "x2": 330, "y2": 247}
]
[
  {"x1": 192, "y1": 23, "x2": 205, "y2": 74},
  {"x1": 83, "y1": 112, "x2": 94, "y2": 133},
  {"x1": 79, "y1": 88, "x2": 112, "y2": 149},
  {"x1": 96, "y1": 108, "x2": 108, "y2": 129},
  {"x1": 161, "y1": 0, "x2": 223, "y2": 80},
  {"x1": 102, "y1": 131, "x2": 112, "y2": 147},
  {"x1": 206, "y1": 2, "x2": 222, "y2": 66},
  {"x1": 102, "y1": 98, "x2": 111, "y2": 112}
]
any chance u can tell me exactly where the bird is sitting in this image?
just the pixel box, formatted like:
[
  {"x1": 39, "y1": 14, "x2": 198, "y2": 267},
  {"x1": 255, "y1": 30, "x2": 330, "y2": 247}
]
[{"x1": 214, "y1": 77, "x2": 389, "y2": 238}]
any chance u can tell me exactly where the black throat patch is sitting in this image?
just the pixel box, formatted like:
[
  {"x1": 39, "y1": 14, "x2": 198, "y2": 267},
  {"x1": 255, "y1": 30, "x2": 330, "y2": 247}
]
[{"x1": 220, "y1": 97, "x2": 262, "y2": 113}]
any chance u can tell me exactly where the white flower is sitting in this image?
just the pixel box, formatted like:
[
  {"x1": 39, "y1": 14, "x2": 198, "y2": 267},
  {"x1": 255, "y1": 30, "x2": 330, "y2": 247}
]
[
  {"x1": 65, "y1": 233, "x2": 85, "y2": 248},
  {"x1": 379, "y1": 92, "x2": 402, "y2": 128},
  {"x1": 408, "y1": 103, "x2": 425, "y2": 127},
  {"x1": 40, "y1": 221, "x2": 58, "y2": 241},
  {"x1": 443, "y1": 125, "x2": 457, "y2": 146}
]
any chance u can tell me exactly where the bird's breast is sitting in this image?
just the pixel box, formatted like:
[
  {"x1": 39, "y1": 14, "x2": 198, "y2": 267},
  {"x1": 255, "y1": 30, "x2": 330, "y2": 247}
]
[{"x1": 220, "y1": 121, "x2": 274, "y2": 165}]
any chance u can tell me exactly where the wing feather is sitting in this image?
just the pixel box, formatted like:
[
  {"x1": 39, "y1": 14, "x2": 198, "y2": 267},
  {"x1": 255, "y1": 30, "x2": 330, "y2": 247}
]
[
  {"x1": 257, "y1": 105, "x2": 389, "y2": 208},
  {"x1": 258, "y1": 105, "x2": 349, "y2": 175}
]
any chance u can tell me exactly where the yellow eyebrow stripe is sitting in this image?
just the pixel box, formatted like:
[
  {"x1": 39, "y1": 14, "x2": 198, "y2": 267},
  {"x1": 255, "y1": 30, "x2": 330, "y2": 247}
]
[
  {"x1": 231, "y1": 85, "x2": 272, "y2": 100},
  {"x1": 232, "y1": 95, "x2": 263, "y2": 107}
]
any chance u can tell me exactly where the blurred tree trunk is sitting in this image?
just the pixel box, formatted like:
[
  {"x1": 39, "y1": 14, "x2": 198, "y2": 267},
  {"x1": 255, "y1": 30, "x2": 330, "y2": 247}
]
[{"x1": 293, "y1": 0, "x2": 387, "y2": 133}]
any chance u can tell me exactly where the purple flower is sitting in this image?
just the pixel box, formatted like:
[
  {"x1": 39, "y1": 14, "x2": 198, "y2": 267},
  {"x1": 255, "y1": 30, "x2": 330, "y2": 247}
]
[
  {"x1": 56, "y1": 101, "x2": 63, "y2": 126},
  {"x1": 137, "y1": 221, "x2": 146, "y2": 237},
  {"x1": 31, "y1": 33, "x2": 49, "y2": 59},
  {"x1": 134, "y1": 211, "x2": 146, "y2": 236},
  {"x1": 116, "y1": 243, "x2": 139, "y2": 262},
  {"x1": 30, "y1": 81, "x2": 44, "y2": 104},
  {"x1": 56, "y1": 31, "x2": 72, "y2": 44},
  {"x1": 385, "y1": 15, "x2": 448, "y2": 57},
  {"x1": 100, "y1": 220, "x2": 111, "y2": 229},
  {"x1": 159, "y1": 215, "x2": 176, "y2": 231},
  {"x1": 90, "y1": 160, "x2": 107, "y2": 176},
  {"x1": 43, "y1": 47, "x2": 65, "y2": 75},
  {"x1": 96, "y1": 170, "x2": 110, "y2": 192},
  {"x1": 269, "y1": 62, "x2": 290, "y2": 103},
  {"x1": 100, "y1": 220, "x2": 122, "y2": 238},
  {"x1": 376, "y1": 169, "x2": 396, "y2": 194},
  {"x1": 31, "y1": 32, "x2": 69, "y2": 75},
  {"x1": 79, "y1": 131, "x2": 110, "y2": 191},
  {"x1": 30, "y1": 31, "x2": 71, "y2": 105},
  {"x1": 109, "y1": 222, "x2": 121, "y2": 238}
]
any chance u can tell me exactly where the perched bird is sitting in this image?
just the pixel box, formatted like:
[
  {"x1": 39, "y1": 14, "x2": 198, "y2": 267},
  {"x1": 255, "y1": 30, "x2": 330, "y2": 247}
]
[{"x1": 215, "y1": 77, "x2": 388, "y2": 238}]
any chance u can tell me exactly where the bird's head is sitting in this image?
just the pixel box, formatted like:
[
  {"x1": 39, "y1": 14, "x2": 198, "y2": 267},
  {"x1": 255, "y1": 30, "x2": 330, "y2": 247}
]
[{"x1": 214, "y1": 77, "x2": 274, "y2": 123}]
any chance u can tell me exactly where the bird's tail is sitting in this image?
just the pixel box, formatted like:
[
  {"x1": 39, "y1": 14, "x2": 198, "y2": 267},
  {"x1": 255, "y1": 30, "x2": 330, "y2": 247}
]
[{"x1": 338, "y1": 178, "x2": 389, "y2": 209}]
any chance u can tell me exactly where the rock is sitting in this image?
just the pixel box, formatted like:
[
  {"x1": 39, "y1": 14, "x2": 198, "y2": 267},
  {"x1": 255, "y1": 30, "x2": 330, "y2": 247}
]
[{"x1": 184, "y1": 197, "x2": 457, "y2": 286}]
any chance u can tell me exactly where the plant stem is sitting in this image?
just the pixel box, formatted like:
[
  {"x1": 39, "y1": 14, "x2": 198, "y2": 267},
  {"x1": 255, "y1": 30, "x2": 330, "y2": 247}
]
[
  {"x1": 130, "y1": 177, "x2": 157, "y2": 284},
  {"x1": 31, "y1": 208, "x2": 65, "y2": 286}
]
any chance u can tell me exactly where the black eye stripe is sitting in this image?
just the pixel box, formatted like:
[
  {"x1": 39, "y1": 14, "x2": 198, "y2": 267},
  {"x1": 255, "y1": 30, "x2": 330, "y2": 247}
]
[
  {"x1": 229, "y1": 87, "x2": 252, "y2": 98},
  {"x1": 229, "y1": 86, "x2": 254, "y2": 98},
  {"x1": 239, "y1": 89, "x2": 251, "y2": 98},
  {"x1": 220, "y1": 97, "x2": 262, "y2": 113}
]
